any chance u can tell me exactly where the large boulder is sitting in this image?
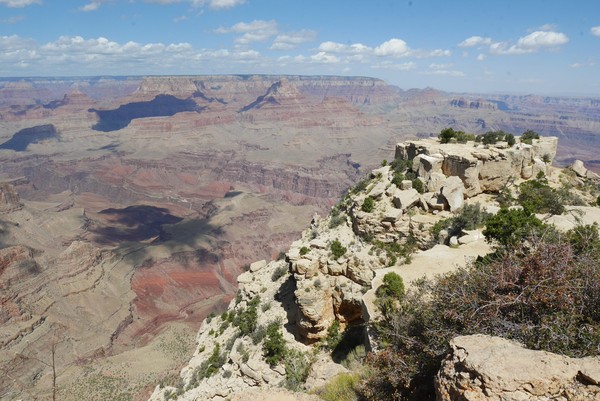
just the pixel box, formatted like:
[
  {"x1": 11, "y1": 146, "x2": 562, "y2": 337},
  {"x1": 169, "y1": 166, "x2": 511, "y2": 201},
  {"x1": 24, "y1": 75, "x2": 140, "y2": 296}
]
[
  {"x1": 440, "y1": 176, "x2": 465, "y2": 211},
  {"x1": 436, "y1": 335, "x2": 600, "y2": 401},
  {"x1": 392, "y1": 188, "x2": 420, "y2": 210},
  {"x1": 570, "y1": 159, "x2": 588, "y2": 178}
]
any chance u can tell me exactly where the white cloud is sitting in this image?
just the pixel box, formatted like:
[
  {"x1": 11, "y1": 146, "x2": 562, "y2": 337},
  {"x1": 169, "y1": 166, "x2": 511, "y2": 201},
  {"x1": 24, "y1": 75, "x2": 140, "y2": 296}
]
[
  {"x1": 423, "y1": 70, "x2": 465, "y2": 77},
  {"x1": 317, "y1": 41, "x2": 372, "y2": 54},
  {"x1": 215, "y1": 19, "x2": 278, "y2": 44},
  {"x1": 592, "y1": 26, "x2": 600, "y2": 37},
  {"x1": 173, "y1": 15, "x2": 189, "y2": 23},
  {"x1": 532, "y1": 23, "x2": 557, "y2": 32},
  {"x1": 374, "y1": 38, "x2": 410, "y2": 57},
  {"x1": 310, "y1": 51, "x2": 340, "y2": 64},
  {"x1": 476, "y1": 53, "x2": 486, "y2": 61},
  {"x1": 0, "y1": 0, "x2": 40, "y2": 7},
  {"x1": 270, "y1": 30, "x2": 316, "y2": 50},
  {"x1": 208, "y1": 0, "x2": 245, "y2": 8},
  {"x1": 428, "y1": 49, "x2": 451, "y2": 57},
  {"x1": 458, "y1": 36, "x2": 492, "y2": 48},
  {"x1": 570, "y1": 62, "x2": 582, "y2": 68},
  {"x1": 429, "y1": 63, "x2": 452, "y2": 70},
  {"x1": 80, "y1": 2, "x2": 101, "y2": 11},
  {"x1": 373, "y1": 61, "x2": 417, "y2": 71},
  {"x1": 491, "y1": 31, "x2": 568, "y2": 55}
]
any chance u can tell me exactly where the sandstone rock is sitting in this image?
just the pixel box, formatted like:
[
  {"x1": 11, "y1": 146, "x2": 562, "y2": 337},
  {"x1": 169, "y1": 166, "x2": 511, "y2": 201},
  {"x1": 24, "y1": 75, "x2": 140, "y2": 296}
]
[
  {"x1": 414, "y1": 153, "x2": 443, "y2": 183},
  {"x1": 309, "y1": 239, "x2": 328, "y2": 249},
  {"x1": 368, "y1": 180, "x2": 388, "y2": 198},
  {"x1": 449, "y1": 236, "x2": 459, "y2": 246},
  {"x1": 435, "y1": 335, "x2": 600, "y2": 401},
  {"x1": 571, "y1": 160, "x2": 588, "y2": 177},
  {"x1": 382, "y1": 208, "x2": 403, "y2": 223},
  {"x1": 440, "y1": 176, "x2": 464, "y2": 211},
  {"x1": 427, "y1": 172, "x2": 446, "y2": 192},
  {"x1": 237, "y1": 271, "x2": 253, "y2": 284},
  {"x1": 587, "y1": 170, "x2": 600, "y2": 180},
  {"x1": 458, "y1": 230, "x2": 484, "y2": 244},
  {"x1": 400, "y1": 180, "x2": 413, "y2": 190},
  {"x1": 346, "y1": 258, "x2": 373, "y2": 286},
  {"x1": 392, "y1": 188, "x2": 419, "y2": 210},
  {"x1": 249, "y1": 260, "x2": 267, "y2": 272}
]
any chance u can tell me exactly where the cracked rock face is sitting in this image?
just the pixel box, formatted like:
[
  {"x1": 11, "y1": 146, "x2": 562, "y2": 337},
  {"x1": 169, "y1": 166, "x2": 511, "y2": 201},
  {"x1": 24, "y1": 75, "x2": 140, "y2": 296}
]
[{"x1": 435, "y1": 335, "x2": 600, "y2": 401}]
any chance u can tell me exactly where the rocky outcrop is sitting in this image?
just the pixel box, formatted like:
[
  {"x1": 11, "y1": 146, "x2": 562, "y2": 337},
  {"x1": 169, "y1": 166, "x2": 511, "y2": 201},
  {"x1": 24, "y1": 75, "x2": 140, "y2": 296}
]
[
  {"x1": 395, "y1": 136, "x2": 558, "y2": 197},
  {"x1": 570, "y1": 159, "x2": 600, "y2": 180},
  {"x1": 436, "y1": 335, "x2": 600, "y2": 401}
]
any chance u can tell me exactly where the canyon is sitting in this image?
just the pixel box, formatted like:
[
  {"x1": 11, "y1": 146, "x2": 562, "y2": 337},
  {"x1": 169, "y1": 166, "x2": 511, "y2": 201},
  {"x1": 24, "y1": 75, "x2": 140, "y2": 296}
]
[{"x1": 1, "y1": 75, "x2": 599, "y2": 400}]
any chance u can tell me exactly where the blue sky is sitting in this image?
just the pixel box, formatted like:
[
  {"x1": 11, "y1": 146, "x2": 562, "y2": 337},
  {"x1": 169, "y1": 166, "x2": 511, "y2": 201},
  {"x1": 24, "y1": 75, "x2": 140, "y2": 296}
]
[{"x1": 1, "y1": 0, "x2": 600, "y2": 95}]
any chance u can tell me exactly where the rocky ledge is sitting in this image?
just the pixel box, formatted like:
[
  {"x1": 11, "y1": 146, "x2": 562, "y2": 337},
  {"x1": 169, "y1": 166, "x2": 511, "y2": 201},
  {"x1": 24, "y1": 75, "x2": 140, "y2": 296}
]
[{"x1": 436, "y1": 335, "x2": 600, "y2": 401}]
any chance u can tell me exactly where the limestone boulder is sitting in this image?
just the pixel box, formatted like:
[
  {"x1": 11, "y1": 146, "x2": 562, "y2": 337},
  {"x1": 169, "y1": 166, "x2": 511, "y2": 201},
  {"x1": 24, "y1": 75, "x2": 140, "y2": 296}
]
[
  {"x1": 570, "y1": 159, "x2": 588, "y2": 178},
  {"x1": 427, "y1": 172, "x2": 446, "y2": 192},
  {"x1": 440, "y1": 176, "x2": 465, "y2": 211},
  {"x1": 414, "y1": 154, "x2": 443, "y2": 183},
  {"x1": 392, "y1": 188, "x2": 420, "y2": 210},
  {"x1": 249, "y1": 260, "x2": 267, "y2": 272},
  {"x1": 368, "y1": 180, "x2": 387, "y2": 198},
  {"x1": 435, "y1": 335, "x2": 600, "y2": 401},
  {"x1": 442, "y1": 154, "x2": 481, "y2": 197}
]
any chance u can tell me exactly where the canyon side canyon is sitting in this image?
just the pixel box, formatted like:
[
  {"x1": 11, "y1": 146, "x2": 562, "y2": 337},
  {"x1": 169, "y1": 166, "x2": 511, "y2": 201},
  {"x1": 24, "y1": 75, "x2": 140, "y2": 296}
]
[{"x1": 1, "y1": 75, "x2": 599, "y2": 400}]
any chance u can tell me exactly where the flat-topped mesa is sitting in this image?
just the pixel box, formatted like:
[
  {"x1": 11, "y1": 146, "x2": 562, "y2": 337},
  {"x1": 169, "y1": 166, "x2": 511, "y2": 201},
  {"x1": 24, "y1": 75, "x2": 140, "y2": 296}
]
[{"x1": 395, "y1": 136, "x2": 558, "y2": 197}]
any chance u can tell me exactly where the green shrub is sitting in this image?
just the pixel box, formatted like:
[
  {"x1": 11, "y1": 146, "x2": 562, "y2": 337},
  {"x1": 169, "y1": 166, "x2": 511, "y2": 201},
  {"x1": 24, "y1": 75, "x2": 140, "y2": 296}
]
[
  {"x1": 325, "y1": 320, "x2": 343, "y2": 351},
  {"x1": 300, "y1": 246, "x2": 310, "y2": 256},
  {"x1": 318, "y1": 372, "x2": 361, "y2": 401},
  {"x1": 284, "y1": 348, "x2": 313, "y2": 391},
  {"x1": 377, "y1": 272, "x2": 405, "y2": 300},
  {"x1": 483, "y1": 208, "x2": 545, "y2": 247},
  {"x1": 330, "y1": 240, "x2": 347, "y2": 259},
  {"x1": 381, "y1": 159, "x2": 387, "y2": 167},
  {"x1": 362, "y1": 196, "x2": 375, "y2": 212},
  {"x1": 411, "y1": 178, "x2": 424, "y2": 194},
  {"x1": 193, "y1": 343, "x2": 226, "y2": 382},
  {"x1": 438, "y1": 127, "x2": 474, "y2": 144},
  {"x1": 476, "y1": 130, "x2": 508, "y2": 145},
  {"x1": 271, "y1": 265, "x2": 288, "y2": 282},
  {"x1": 518, "y1": 178, "x2": 565, "y2": 214},
  {"x1": 521, "y1": 129, "x2": 540, "y2": 144},
  {"x1": 233, "y1": 296, "x2": 260, "y2": 336},
  {"x1": 351, "y1": 178, "x2": 371, "y2": 194},
  {"x1": 506, "y1": 133, "x2": 516, "y2": 146},
  {"x1": 263, "y1": 322, "x2": 286, "y2": 366},
  {"x1": 431, "y1": 203, "x2": 491, "y2": 241},
  {"x1": 391, "y1": 171, "x2": 406, "y2": 187}
]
